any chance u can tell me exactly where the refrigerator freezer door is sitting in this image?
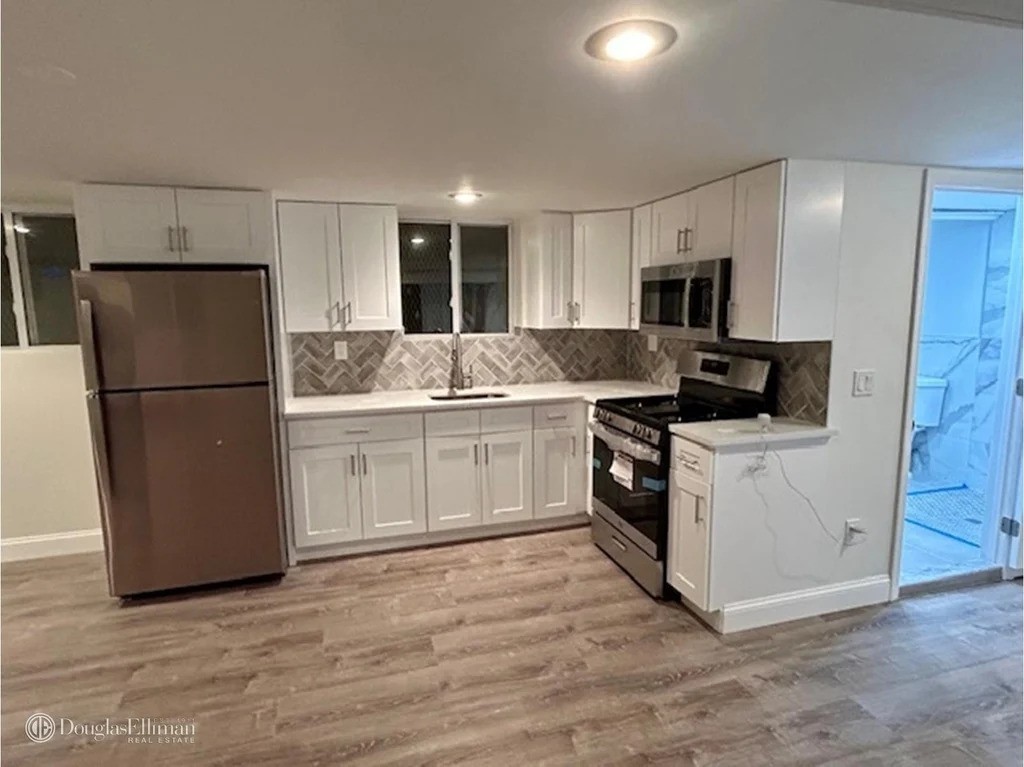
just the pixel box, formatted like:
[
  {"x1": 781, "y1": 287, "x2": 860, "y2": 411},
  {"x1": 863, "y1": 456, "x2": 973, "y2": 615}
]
[
  {"x1": 73, "y1": 269, "x2": 272, "y2": 391},
  {"x1": 95, "y1": 384, "x2": 284, "y2": 596}
]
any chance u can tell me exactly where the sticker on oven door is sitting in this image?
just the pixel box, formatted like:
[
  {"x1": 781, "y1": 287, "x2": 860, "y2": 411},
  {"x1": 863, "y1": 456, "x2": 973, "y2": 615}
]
[
  {"x1": 610, "y1": 452, "x2": 634, "y2": 491},
  {"x1": 641, "y1": 477, "x2": 667, "y2": 493},
  {"x1": 592, "y1": 457, "x2": 602, "y2": 469}
]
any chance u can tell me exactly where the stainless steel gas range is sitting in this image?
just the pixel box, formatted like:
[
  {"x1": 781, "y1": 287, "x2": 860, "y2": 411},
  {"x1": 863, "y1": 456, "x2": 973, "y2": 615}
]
[{"x1": 589, "y1": 351, "x2": 775, "y2": 598}]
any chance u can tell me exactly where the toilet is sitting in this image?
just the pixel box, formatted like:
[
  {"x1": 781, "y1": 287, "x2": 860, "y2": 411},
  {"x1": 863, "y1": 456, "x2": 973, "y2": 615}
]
[{"x1": 914, "y1": 376, "x2": 948, "y2": 435}]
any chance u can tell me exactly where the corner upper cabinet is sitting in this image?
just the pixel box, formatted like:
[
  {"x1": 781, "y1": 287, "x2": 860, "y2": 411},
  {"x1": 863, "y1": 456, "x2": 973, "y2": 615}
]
[
  {"x1": 519, "y1": 213, "x2": 574, "y2": 329},
  {"x1": 571, "y1": 210, "x2": 631, "y2": 329},
  {"x1": 74, "y1": 185, "x2": 182, "y2": 266},
  {"x1": 730, "y1": 160, "x2": 844, "y2": 342},
  {"x1": 276, "y1": 201, "x2": 401, "y2": 333},
  {"x1": 630, "y1": 204, "x2": 653, "y2": 330},
  {"x1": 651, "y1": 177, "x2": 734, "y2": 266},
  {"x1": 74, "y1": 184, "x2": 271, "y2": 267}
]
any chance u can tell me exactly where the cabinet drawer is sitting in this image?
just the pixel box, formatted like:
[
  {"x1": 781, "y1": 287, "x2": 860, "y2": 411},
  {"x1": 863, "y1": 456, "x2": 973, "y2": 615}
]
[
  {"x1": 671, "y1": 437, "x2": 714, "y2": 480},
  {"x1": 533, "y1": 402, "x2": 581, "y2": 429},
  {"x1": 288, "y1": 413, "x2": 423, "y2": 447},
  {"x1": 481, "y1": 406, "x2": 532, "y2": 433},
  {"x1": 425, "y1": 409, "x2": 481, "y2": 436}
]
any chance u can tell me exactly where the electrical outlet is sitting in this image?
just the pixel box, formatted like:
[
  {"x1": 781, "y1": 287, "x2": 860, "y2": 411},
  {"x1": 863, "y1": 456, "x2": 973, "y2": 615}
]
[
  {"x1": 647, "y1": 334, "x2": 658, "y2": 352},
  {"x1": 333, "y1": 341, "x2": 348, "y2": 361},
  {"x1": 852, "y1": 369, "x2": 875, "y2": 397},
  {"x1": 843, "y1": 518, "x2": 866, "y2": 546}
]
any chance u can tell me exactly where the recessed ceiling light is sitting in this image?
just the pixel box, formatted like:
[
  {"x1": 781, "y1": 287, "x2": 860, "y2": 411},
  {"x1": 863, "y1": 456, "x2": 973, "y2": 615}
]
[
  {"x1": 449, "y1": 190, "x2": 482, "y2": 205},
  {"x1": 585, "y1": 20, "x2": 677, "y2": 62},
  {"x1": 410, "y1": 236, "x2": 425, "y2": 245}
]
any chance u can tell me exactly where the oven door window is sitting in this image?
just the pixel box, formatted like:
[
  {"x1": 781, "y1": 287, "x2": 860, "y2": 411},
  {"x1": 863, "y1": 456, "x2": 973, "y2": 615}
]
[
  {"x1": 592, "y1": 434, "x2": 664, "y2": 555},
  {"x1": 641, "y1": 278, "x2": 686, "y2": 327}
]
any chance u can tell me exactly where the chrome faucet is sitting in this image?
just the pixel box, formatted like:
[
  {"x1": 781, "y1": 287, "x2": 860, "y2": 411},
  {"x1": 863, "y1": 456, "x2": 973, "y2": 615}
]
[{"x1": 447, "y1": 332, "x2": 472, "y2": 394}]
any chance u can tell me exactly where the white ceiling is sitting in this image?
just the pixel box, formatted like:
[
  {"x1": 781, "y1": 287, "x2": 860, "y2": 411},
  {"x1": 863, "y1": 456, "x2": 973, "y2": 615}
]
[{"x1": 2, "y1": 0, "x2": 1021, "y2": 214}]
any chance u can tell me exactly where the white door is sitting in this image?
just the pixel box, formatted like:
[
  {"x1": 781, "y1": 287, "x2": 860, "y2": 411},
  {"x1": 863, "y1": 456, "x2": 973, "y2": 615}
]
[
  {"x1": 541, "y1": 213, "x2": 574, "y2": 328},
  {"x1": 534, "y1": 426, "x2": 584, "y2": 518},
  {"x1": 359, "y1": 438, "x2": 428, "y2": 539},
  {"x1": 630, "y1": 205, "x2": 653, "y2": 330},
  {"x1": 289, "y1": 445, "x2": 363, "y2": 547},
  {"x1": 689, "y1": 177, "x2": 735, "y2": 263},
  {"x1": 74, "y1": 185, "x2": 180, "y2": 266},
  {"x1": 572, "y1": 210, "x2": 631, "y2": 329},
  {"x1": 482, "y1": 430, "x2": 533, "y2": 524},
  {"x1": 339, "y1": 204, "x2": 402, "y2": 330},
  {"x1": 731, "y1": 162, "x2": 785, "y2": 342},
  {"x1": 651, "y1": 192, "x2": 689, "y2": 266},
  {"x1": 426, "y1": 436, "x2": 482, "y2": 531},
  {"x1": 277, "y1": 201, "x2": 344, "y2": 333},
  {"x1": 668, "y1": 470, "x2": 712, "y2": 609},
  {"x1": 176, "y1": 189, "x2": 271, "y2": 264}
]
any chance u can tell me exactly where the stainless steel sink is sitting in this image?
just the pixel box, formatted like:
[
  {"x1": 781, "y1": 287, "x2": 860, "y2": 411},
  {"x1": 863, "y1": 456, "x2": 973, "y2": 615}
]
[{"x1": 429, "y1": 391, "x2": 509, "y2": 401}]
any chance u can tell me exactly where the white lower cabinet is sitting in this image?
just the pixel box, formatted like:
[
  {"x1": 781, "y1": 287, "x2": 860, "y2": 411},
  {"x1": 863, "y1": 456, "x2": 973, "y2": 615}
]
[
  {"x1": 534, "y1": 426, "x2": 585, "y2": 518},
  {"x1": 426, "y1": 435, "x2": 483, "y2": 531},
  {"x1": 667, "y1": 469, "x2": 712, "y2": 610},
  {"x1": 290, "y1": 444, "x2": 363, "y2": 547},
  {"x1": 359, "y1": 438, "x2": 428, "y2": 539},
  {"x1": 482, "y1": 430, "x2": 533, "y2": 524}
]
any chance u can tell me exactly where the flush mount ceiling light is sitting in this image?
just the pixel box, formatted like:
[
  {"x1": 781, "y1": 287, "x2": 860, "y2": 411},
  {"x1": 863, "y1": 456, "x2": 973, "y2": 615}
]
[
  {"x1": 448, "y1": 190, "x2": 482, "y2": 205},
  {"x1": 584, "y1": 19, "x2": 677, "y2": 62}
]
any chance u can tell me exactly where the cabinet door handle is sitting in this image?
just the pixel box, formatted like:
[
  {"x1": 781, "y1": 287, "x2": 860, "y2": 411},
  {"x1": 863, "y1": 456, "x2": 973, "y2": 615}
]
[
  {"x1": 684, "y1": 227, "x2": 693, "y2": 253},
  {"x1": 180, "y1": 226, "x2": 190, "y2": 252},
  {"x1": 676, "y1": 229, "x2": 685, "y2": 254},
  {"x1": 571, "y1": 436, "x2": 577, "y2": 457},
  {"x1": 167, "y1": 226, "x2": 177, "y2": 252},
  {"x1": 349, "y1": 454, "x2": 356, "y2": 476},
  {"x1": 547, "y1": 413, "x2": 567, "y2": 421},
  {"x1": 344, "y1": 302, "x2": 352, "y2": 326},
  {"x1": 567, "y1": 301, "x2": 573, "y2": 323},
  {"x1": 484, "y1": 443, "x2": 489, "y2": 465},
  {"x1": 345, "y1": 427, "x2": 371, "y2": 434},
  {"x1": 361, "y1": 454, "x2": 367, "y2": 475},
  {"x1": 473, "y1": 444, "x2": 479, "y2": 465},
  {"x1": 694, "y1": 497, "x2": 704, "y2": 524}
]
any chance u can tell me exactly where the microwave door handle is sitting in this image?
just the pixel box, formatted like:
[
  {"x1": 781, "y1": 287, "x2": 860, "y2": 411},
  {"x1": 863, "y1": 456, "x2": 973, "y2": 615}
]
[{"x1": 681, "y1": 276, "x2": 691, "y2": 332}]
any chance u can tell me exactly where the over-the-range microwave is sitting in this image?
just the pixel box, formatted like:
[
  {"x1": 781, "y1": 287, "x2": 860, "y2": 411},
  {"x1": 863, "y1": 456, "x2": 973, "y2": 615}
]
[{"x1": 639, "y1": 258, "x2": 731, "y2": 343}]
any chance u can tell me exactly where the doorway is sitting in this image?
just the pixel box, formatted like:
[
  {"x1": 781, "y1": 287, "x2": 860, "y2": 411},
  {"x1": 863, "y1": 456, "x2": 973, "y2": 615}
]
[{"x1": 897, "y1": 172, "x2": 1023, "y2": 591}]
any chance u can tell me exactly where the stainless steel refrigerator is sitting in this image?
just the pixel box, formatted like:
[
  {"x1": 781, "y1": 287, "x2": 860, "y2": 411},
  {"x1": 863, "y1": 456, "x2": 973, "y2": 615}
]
[{"x1": 72, "y1": 268, "x2": 286, "y2": 597}]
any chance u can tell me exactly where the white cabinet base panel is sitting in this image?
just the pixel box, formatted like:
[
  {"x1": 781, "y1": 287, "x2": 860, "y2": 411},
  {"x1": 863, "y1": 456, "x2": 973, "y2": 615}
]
[{"x1": 294, "y1": 513, "x2": 588, "y2": 562}]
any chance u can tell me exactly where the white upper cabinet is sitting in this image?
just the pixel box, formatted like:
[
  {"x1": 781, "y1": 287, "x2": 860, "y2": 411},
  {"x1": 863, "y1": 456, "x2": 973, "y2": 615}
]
[
  {"x1": 651, "y1": 177, "x2": 734, "y2": 266},
  {"x1": 519, "y1": 213, "x2": 573, "y2": 329},
  {"x1": 74, "y1": 185, "x2": 181, "y2": 266},
  {"x1": 630, "y1": 204, "x2": 653, "y2": 330},
  {"x1": 176, "y1": 189, "x2": 271, "y2": 264},
  {"x1": 74, "y1": 184, "x2": 271, "y2": 267},
  {"x1": 482, "y1": 430, "x2": 533, "y2": 524},
  {"x1": 730, "y1": 160, "x2": 844, "y2": 342},
  {"x1": 276, "y1": 201, "x2": 402, "y2": 333},
  {"x1": 338, "y1": 205, "x2": 402, "y2": 330},
  {"x1": 277, "y1": 202, "x2": 342, "y2": 333},
  {"x1": 571, "y1": 210, "x2": 631, "y2": 329}
]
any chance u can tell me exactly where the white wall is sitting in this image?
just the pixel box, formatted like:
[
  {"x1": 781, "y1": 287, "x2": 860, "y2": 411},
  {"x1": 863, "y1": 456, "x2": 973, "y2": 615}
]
[
  {"x1": 1, "y1": 347, "x2": 101, "y2": 542},
  {"x1": 825, "y1": 163, "x2": 925, "y2": 582}
]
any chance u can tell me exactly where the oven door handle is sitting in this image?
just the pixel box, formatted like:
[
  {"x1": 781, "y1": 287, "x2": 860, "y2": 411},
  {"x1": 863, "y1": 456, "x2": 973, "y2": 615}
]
[{"x1": 588, "y1": 421, "x2": 661, "y2": 465}]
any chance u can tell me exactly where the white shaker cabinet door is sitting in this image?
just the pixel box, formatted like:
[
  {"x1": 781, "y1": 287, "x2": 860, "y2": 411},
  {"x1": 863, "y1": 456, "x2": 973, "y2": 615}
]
[
  {"x1": 74, "y1": 185, "x2": 180, "y2": 267},
  {"x1": 339, "y1": 204, "x2": 402, "y2": 330},
  {"x1": 359, "y1": 438, "x2": 428, "y2": 539},
  {"x1": 533, "y1": 426, "x2": 584, "y2": 519},
  {"x1": 572, "y1": 210, "x2": 631, "y2": 329},
  {"x1": 426, "y1": 435, "x2": 482, "y2": 531},
  {"x1": 651, "y1": 192, "x2": 689, "y2": 266},
  {"x1": 667, "y1": 470, "x2": 712, "y2": 610},
  {"x1": 630, "y1": 204, "x2": 653, "y2": 330},
  {"x1": 688, "y1": 176, "x2": 734, "y2": 263},
  {"x1": 482, "y1": 430, "x2": 533, "y2": 524},
  {"x1": 277, "y1": 201, "x2": 343, "y2": 333},
  {"x1": 290, "y1": 444, "x2": 363, "y2": 547},
  {"x1": 176, "y1": 189, "x2": 271, "y2": 264}
]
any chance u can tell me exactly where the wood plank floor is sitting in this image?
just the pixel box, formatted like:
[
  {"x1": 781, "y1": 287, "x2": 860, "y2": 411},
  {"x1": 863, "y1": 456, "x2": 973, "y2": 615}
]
[{"x1": 2, "y1": 527, "x2": 1021, "y2": 766}]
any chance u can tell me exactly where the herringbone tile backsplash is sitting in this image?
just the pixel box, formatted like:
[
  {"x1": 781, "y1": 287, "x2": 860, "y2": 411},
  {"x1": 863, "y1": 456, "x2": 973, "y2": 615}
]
[
  {"x1": 292, "y1": 330, "x2": 630, "y2": 395},
  {"x1": 291, "y1": 330, "x2": 830, "y2": 424},
  {"x1": 626, "y1": 335, "x2": 831, "y2": 424}
]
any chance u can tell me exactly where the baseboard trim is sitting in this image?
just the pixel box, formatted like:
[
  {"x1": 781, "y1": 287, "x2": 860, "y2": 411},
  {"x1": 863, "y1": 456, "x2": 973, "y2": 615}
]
[
  {"x1": 715, "y1": 575, "x2": 892, "y2": 634},
  {"x1": 1, "y1": 529, "x2": 104, "y2": 562}
]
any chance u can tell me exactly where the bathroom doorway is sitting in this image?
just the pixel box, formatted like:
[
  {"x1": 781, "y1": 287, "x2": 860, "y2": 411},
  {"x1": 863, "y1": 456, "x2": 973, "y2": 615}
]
[{"x1": 897, "y1": 171, "x2": 1022, "y2": 591}]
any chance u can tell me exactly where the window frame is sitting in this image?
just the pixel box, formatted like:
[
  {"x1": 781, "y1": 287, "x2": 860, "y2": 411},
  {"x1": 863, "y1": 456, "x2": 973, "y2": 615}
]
[
  {"x1": 399, "y1": 217, "x2": 514, "y2": 339},
  {"x1": 2, "y1": 203, "x2": 79, "y2": 350}
]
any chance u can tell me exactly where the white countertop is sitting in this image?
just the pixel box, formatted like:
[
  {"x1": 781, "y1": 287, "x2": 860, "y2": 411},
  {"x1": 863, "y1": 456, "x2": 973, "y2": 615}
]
[
  {"x1": 285, "y1": 380, "x2": 674, "y2": 419},
  {"x1": 670, "y1": 417, "x2": 836, "y2": 450}
]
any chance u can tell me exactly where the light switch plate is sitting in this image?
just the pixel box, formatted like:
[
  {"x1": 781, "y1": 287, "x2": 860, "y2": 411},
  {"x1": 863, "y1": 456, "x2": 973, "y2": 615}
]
[
  {"x1": 852, "y1": 369, "x2": 875, "y2": 397},
  {"x1": 647, "y1": 334, "x2": 658, "y2": 352},
  {"x1": 333, "y1": 341, "x2": 348, "y2": 361}
]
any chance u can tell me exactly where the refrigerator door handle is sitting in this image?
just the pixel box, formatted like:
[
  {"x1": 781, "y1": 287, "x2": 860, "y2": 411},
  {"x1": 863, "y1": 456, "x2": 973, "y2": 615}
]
[
  {"x1": 85, "y1": 392, "x2": 113, "y2": 508},
  {"x1": 78, "y1": 299, "x2": 100, "y2": 392}
]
